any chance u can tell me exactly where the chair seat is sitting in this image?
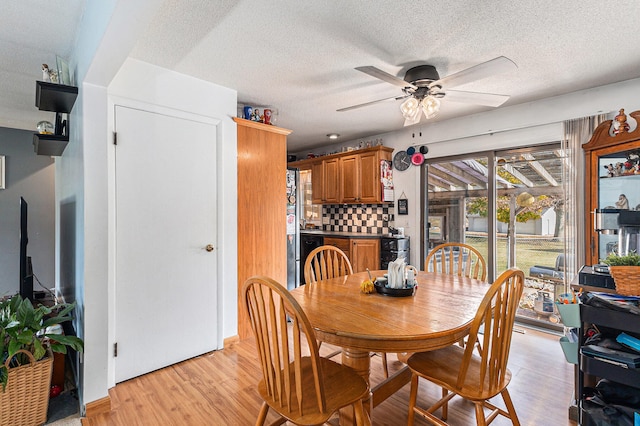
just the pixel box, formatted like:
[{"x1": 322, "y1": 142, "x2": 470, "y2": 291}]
[
  {"x1": 407, "y1": 344, "x2": 512, "y2": 401},
  {"x1": 258, "y1": 356, "x2": 369, "y2": 425}
]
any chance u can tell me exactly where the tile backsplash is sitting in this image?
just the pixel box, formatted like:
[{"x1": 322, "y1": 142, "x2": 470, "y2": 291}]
[{"x1": 323, "y1": 204, "x2": 394, "y2": 234}]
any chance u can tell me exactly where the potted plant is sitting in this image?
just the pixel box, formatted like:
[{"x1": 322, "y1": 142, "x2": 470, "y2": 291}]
[
  {"x1": 0, "y1": 295, "x2": 84, "y2": 426},
  {"x1": 600, "y1": 252, "x2": 640, "y2": 296}
]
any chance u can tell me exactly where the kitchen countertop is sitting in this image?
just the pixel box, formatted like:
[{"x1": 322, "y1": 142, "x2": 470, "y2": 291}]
[{"x1": 300, "y1": 229, "x2": 407, "y2": 239}]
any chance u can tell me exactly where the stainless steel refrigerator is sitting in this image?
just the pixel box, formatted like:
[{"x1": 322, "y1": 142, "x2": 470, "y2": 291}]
[{"x1": 286, "y1": 168, "x2": 300, "y2": 290}]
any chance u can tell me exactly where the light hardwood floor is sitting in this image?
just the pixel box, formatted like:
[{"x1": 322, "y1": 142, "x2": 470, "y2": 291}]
[{"x1": 82, "y1": 326, "x2": 577, "y2": 425}]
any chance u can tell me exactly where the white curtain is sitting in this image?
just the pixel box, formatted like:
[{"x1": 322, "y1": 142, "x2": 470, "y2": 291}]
[{"x1": 562, "y1": 114, "x2": 607, "y2": 288}]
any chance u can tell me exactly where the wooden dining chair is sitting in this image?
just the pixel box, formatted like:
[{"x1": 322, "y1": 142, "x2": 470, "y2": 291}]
[
  {"x1": 303, "y1": 245, "x2": 354, "y2": 284},
  {"x1": 406, "y1": 268, "x2": 524, "y2": 426},
  {"x1": 425, "y1": 242, "x2": 487, "y2": 281},
  {"x1": 416, "y1": 242, "x2": 487, "y2": 356},
  {"x1": 242, "y1": 276, "x2": 371, "y2": 426},
  {"x1": 304, "y1": 245, "x2": 390, "y2": 378}
]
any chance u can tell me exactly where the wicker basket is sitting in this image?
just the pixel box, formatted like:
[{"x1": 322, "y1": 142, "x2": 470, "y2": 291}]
[
  {"x1": 0, "y1": 349, "x2": 53, "y2": 426},
  {"x1": 608, "y1": 266, "x2": 640, "y2": 296}
]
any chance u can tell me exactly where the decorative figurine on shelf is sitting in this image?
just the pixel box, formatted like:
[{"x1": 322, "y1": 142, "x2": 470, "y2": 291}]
[
  {"x1": 263, "y1": 108, "x2": 272, "y2": 125},
  {"x1": 252, "y1": 108, "x2": 262, "y2": 122},
  {"x1": 616, "y1": 194, "x2": 629, "y2": 210},
  {"x1": 615, "y1": 162, "x2": 624, "y2": 176},
  {"x1": 243, "y1": 105, "x2": 253, "y2": 120},
  {"x1": 613, "y1": 108, "x2": 630, "y2": 135},
  {"x1": 604, "y1": 163, "x2": 615, "y2": 177},
  {"x1": 36, "y1": 120, "x2": 54, "y2": 134},
  {"x1": 41, "y1": 64, "x2": 58, "y2": 83},
  {"x1": 42, "y1": 64, "x2": 51, "y2": 82}
]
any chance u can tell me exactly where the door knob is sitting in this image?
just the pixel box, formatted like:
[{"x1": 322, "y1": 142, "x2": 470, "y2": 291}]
[{"x1": 205, "y1": 244, "x2": 215, "y2": 252}]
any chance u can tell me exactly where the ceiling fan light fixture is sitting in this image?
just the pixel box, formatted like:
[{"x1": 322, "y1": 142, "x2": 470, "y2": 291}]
[
  {"x1": 421, "y1": 95, "x2": 440, "y2": 119},
  {"x1": 400, "y1": 97, "x2": 420, "y2": 119},
  {"x1": 326, "y1": 133, "x2": 340, "y2": 139}
]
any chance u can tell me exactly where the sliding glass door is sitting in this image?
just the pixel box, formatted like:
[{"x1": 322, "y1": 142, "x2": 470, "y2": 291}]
[{"x1": 423, "y1": 143, "x2": 568, "y2": 328}]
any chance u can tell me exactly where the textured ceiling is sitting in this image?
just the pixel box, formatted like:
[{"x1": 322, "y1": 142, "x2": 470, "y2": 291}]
[
  {"x1": 0, "y1": 0, "x2": 84, "y2": 131},
  {"x1": 3, "y1": 0, "x2": 640, "y2": 153}
]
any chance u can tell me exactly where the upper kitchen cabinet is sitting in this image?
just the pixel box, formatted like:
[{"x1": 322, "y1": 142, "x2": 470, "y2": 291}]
[
  {"x1": 290, "y1": 146, "x2": 393, "y2": 204},
  {"x1": 583, "y1": 109, "x2": 640, "y2": 265},
  {"x1": 340, "y1": 154, "x2": 359, "y2": 202},
  {"x1": 323, "y1": 157, "x2": 341, "y2": 204},
  {"x1": 311, "y1": 161, "x2": 324, "y2": 204},
  {"x1": 357, "y1": 149, "x2": 389, "y2": 203},
  {"x1": 235, "y1": 117, "x2": 291, "y2": 340}
]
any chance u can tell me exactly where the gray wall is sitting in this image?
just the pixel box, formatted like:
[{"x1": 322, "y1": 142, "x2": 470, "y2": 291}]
[{"x1": 0, "y1": 126, "x2": 55, "y2": 297}]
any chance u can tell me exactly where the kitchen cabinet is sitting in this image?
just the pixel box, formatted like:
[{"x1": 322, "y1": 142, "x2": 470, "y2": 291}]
[
  {"x1": 289, "y1": 146, "x2": 393, "y2": 204},
  {"x1": 235, "y1": 117, "x2": 291, "y2": 340},
  {"x1": 351, "y1": 238, "x2": 380, "y2": 272},
  {"x1": 323, "y1": 157, "x2": 341, "y2": 204},
  {"x1": 310, "y1": 157, "x2": 339, "y2": 204},
  {"x1": 324, "y1": 237, "x2": 351, "y2": 261},
  {"x1": 583, "y1": 109, "x2": 640, "y2": 265},
  {"x1": 340, "y1": 154, "x2": 359, "y2": 202},
  {"x1": 324, "y1": 237, "x2": 380, "y2": 272},
  {"x1": 340, "y1": 150, "x2": 386, "y2": 203},
  {"x1": 359, "y1": 150, "x2": 383, "y2": 203},
  {"x1": 311, "y1": 161, "x2": 324, "y2": 204},
  {"x1": 577, "y1": 303, "x2": 640, "y2": 425}
]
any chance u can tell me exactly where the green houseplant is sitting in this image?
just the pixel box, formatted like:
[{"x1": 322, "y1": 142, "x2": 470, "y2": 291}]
[
  {"x1": 0, "y1": 295, "x2": 84, "y2": 426},
  {"x1": 600, "y1": 252, "x2": 640, "y2": 296},
  {"x1": 600, "y1": 252, "x2": 640, "y2": 266}
]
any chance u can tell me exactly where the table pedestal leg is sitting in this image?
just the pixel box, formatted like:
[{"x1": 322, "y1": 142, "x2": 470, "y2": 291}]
[{"x1": 339, "y1": 348, "x2": 372, "y2": 425}]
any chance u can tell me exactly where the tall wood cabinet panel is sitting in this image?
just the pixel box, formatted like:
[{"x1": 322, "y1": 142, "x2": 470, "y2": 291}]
[
  {"x1": 583, "y1": 110, "x2": 640, "y2": 265},
  {"x1": 235, "y1": 117, "x2": 291, "y2": 340}
]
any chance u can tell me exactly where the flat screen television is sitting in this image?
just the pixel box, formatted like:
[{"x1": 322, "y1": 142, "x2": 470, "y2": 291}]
[{"x1": 19, "y1": 197, "x2": 34, "y2": 301}]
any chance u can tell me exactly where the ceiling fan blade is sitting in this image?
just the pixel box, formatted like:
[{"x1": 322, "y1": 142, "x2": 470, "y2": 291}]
[
  {"x1": 337, "y1": 95, "x2": 409, "y2": 112},
  {"x1": 355, "y1": 66, "x2": 417, "y2": 90},
  {"x1": 444, "y1": 90, "x2": 510, "y2": 107},
  {"x1": 430, "y1": 56, "x2": 517, "y2": 89}
]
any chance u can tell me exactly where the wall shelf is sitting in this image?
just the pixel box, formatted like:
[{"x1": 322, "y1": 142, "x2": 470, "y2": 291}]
[
  {"x1": 35, "y1": 81, "x2": 78, "y2": 112},
  {"x1": 34, "y1": 81, "x2": 78, "y2": 156},
  {"x1": 32, "y1": 134, "x2": 69, "y2": 157}
]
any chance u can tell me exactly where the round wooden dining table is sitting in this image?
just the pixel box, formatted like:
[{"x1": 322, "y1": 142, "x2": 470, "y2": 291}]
[{"x1": 288, "y1": 269, "x2": 491, "y2": 420}]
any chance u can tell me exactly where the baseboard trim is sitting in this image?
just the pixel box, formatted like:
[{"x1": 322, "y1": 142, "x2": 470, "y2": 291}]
[
  {"x1": 223, "y1": 335, "x2": 239, "y2": 347},
  {"x1": 83, "y1": 395, "x2": 111, "y2": 418}
]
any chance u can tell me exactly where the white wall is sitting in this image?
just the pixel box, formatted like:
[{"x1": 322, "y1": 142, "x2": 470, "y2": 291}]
[
  {"x1": 0, "y1": 127, "x2": 55, "y2": 296},
  {"x1": 107, "y1": 58, "x2": 238, "y2": 389},
  {"x1": 60, "y1": 0, "x2": 171, "y2": 409}
]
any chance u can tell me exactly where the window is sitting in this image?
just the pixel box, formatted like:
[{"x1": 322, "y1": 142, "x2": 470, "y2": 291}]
[{"x1": 300, "y1": 169, "x2": 322, "y2": 227}]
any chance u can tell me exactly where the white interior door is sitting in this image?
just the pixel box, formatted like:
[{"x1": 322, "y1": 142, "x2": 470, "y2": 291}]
[{"x1": 114, "y1": 105, "x2": 218, "y2": 382}]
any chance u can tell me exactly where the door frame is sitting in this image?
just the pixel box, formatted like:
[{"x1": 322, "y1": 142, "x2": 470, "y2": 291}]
[{"x1": 106, "y1": 96, "x2": 225, "y2": 388}]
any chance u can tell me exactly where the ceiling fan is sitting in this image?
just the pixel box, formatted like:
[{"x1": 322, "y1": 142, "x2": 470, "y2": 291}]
[{"x1": 337, "y1": 56, "x2": 517, "y2": 126}]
